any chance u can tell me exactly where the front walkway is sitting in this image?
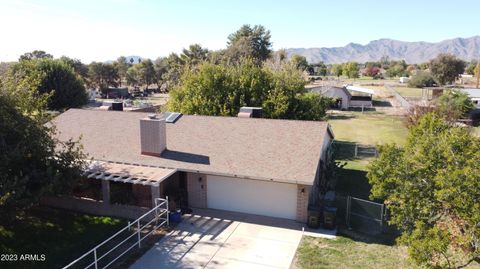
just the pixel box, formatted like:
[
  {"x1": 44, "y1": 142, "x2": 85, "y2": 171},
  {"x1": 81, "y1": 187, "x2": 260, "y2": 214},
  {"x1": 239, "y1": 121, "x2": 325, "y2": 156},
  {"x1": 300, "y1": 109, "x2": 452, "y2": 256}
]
[{"x1": 129, "y1": 208, "x2": 336, "y2": 269}]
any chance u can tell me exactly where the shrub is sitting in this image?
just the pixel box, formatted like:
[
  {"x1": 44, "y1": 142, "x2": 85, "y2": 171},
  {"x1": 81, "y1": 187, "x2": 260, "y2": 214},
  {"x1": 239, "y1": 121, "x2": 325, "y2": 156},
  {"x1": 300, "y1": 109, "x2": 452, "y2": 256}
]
[{"x1": 407, "y1": 71, "x2": 437, "y2": 88}]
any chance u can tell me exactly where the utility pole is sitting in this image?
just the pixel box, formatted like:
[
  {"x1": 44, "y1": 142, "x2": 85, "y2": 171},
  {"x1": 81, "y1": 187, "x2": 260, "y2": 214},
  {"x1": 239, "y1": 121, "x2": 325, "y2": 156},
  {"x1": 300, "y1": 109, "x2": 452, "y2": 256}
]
[{"x1": 476, "y1": 63, "x2": 480, "y2": 89}]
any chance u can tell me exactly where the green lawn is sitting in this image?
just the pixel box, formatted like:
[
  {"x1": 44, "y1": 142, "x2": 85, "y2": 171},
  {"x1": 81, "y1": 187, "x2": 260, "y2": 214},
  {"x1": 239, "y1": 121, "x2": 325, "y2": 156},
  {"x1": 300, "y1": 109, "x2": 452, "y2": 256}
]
[
  {"x1": 294, "y1": 235, "x2": 413, "y2": 269},
  {"x1": 328, "y1": 111, "x2": 408, "y2": 199},
  {"x1": 328, "y1": 111, "x2": 408, "y2": 146},
  {"x1": 0, "y1": 207, "x2": 127, "y2": 269}
]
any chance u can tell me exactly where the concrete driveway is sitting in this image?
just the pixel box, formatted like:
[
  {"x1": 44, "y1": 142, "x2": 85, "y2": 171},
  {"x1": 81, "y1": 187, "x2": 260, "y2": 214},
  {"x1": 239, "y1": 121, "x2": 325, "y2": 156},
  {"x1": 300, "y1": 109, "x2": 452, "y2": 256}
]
[{"x1": 129, "y1": 209, "x2": 335, "y2": 269}]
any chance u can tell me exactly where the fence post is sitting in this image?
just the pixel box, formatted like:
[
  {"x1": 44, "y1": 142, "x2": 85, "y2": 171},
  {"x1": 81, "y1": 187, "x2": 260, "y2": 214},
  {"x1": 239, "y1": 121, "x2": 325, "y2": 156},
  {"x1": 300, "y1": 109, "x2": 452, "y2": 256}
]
[
  {"x1": 137, "y1": 220, "x2": 141, "y2": 248},
  {"x1": 346, "y1": 196, "x2": 351, "y2": 229},
  {"x1": 354, "y1": 144, "x2": 358, "y2": 158},
  {"x1": 166, "y1": 196, "x2": 169, "y2": 227},
  {"x1": 380, "y1": 203, "x2": 384, "y2": 232},
  {"x1": 94, "y1": 248, "x2": 98, "y2": 269}
]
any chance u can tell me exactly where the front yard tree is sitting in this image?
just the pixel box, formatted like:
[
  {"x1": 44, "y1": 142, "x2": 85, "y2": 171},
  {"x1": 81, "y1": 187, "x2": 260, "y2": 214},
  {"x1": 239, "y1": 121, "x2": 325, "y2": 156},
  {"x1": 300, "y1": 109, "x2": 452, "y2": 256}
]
[
  {"x1": 368, "y1": 114, "x2": 480, "y2": 268},
  {"x1": 429, "y1": 54, "x2": 465, "y2": 85},
  {"x1": 0, "y1": 92, "x2": 86, "y2": 215}
]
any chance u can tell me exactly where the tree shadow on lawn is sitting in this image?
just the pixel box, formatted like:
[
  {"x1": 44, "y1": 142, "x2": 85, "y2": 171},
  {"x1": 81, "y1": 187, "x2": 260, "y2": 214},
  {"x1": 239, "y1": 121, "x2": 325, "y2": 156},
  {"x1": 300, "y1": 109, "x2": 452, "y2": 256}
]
[
  {"x1": 0, "y1": 207, "x2": 127, "y2": 269},
  {"x1": 336, "y1": 168, "x2": 372, "y2": 200}
]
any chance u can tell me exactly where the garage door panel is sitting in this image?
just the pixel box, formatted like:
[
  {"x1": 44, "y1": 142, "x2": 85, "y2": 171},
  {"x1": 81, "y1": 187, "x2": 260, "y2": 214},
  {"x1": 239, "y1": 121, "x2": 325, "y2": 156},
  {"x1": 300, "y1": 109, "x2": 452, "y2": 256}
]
[{"x1": 207, "y1": 175, "x2": 297, "y2": 220}]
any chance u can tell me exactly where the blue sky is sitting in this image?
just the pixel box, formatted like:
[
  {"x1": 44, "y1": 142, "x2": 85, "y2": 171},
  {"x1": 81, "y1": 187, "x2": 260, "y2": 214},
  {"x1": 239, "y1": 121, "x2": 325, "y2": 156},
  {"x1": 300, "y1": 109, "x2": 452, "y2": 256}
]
[{"x1": 1, "y1": 0, "x2": 479, "y2": 62}]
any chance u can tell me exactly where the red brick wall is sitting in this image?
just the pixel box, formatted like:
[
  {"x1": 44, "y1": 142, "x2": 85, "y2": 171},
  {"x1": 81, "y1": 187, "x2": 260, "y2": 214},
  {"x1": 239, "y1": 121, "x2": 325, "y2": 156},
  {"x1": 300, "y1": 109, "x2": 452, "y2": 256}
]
[{"x1": 296, "y1": 184, "x2": 310, "y2": 223}]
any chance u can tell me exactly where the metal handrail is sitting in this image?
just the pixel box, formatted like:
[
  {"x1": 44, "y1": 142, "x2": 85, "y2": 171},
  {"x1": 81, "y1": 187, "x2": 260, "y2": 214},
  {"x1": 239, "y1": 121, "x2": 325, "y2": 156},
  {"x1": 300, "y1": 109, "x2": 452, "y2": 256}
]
[{"x1": 62, "y1": 197, "x2": 169, "y2": 269}]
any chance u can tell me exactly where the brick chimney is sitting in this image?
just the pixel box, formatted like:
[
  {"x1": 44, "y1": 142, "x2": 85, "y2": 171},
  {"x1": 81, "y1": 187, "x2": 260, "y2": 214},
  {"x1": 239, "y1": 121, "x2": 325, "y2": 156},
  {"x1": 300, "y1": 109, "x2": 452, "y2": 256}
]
[{"x1": 140, "y1": 114, "x2": 166, "y2": 157}]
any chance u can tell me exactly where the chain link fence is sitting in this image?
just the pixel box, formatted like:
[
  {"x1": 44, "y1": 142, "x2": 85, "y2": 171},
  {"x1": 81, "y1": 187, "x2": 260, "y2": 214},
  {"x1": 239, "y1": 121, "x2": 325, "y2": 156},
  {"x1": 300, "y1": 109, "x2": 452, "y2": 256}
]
[
  {"x1": 336, "y1": 194, "x2": 386, "y2": 235},
  {"x1": 333, "y1": 141, "x2": 378, "y2": 159}
]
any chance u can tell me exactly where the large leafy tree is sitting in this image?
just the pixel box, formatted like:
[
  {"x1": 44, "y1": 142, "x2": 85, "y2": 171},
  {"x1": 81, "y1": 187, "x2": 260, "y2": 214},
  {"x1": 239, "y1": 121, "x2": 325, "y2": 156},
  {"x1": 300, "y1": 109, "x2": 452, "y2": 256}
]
[
  {"x1": 167, "y1": 59, "x2": 331, "y2": 120},
  {"x1": 180, "y1": 44, "x2": 209, "y2": 66},
  {"x1": 0, "y1": 86, "x2": 86, "y2": 215},
  {"x1": 88, "y1": 62, "x2": 119, "y2": 92},
  {"x1": 385, "y1": 60, "x2": 407, "y2": 78},
  {"x1": 290, "y1": 55, "x2": 309, "y2": 71},
  {"x1": 5, "y1": 59, "x2": 87, "y2": 110},
  {"x1": 408, "y1": 70, "x2": 438, "y2": 88},
  {"x1": 114, "y1": 56, "x2": 130, "y2": 86},
  {"x1": 137, "y1": 59, "x2": 156, "y2": 89},
  {"x1": 436, "y1": 90, "x2": 473, "y2": 122},
  {"x1": 430, "y1": 54, "x2": 465, "y2": 85},
  {"x1": 368, "y1": 114, "x2": 480, "y2": 268},
  {"x1": 226, "y1": 24, "x2": 272, "y2": 64},
  {"x1": 161, "y1": 53, "x2": 185, "y2": 91},
  {"x1": 331, "y1": 64, "x2": 343, "y2": 77},
  {"x1": 343, "y1": 62, "x2": 359, "y2": 79},
  {"x1": 153, "y1": 57, "x2": 168, "y2": 90},
  {"x1": 19, "y1": 50, "x2": 53, "y2": 61},
  {"x1": 59, "y1": 56, "x2": 89, "y2": 82}
]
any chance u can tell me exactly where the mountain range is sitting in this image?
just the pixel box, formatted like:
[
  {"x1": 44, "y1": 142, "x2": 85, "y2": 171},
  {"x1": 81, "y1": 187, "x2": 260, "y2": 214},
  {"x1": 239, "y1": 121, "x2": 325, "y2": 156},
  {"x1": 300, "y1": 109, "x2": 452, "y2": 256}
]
[{"x1": 285, "y1": 36, "x2": 480, "y2": 64}]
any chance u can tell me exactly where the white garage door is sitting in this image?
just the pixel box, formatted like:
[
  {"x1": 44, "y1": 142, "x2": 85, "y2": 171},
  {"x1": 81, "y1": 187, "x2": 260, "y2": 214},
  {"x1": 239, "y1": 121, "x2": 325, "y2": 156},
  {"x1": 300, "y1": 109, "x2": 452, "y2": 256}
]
[{"x1": 206, "y1": 175, "x2": 297, "y2": 220}]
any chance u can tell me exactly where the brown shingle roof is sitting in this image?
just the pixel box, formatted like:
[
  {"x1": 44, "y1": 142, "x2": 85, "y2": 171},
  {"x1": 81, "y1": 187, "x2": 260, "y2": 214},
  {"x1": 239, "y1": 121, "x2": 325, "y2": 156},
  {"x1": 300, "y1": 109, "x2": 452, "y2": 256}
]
[{"x1": 51, "y1": 109, "x2": 333, "y2": 185}]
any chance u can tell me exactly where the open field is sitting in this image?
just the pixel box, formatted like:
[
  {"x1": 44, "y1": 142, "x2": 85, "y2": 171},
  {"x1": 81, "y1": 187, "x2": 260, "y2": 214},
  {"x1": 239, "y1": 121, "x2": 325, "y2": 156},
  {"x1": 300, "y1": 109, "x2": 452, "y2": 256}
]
[
  {"x1": 294, "y1": 235, "x2": 413, "y2": 269},
  {"x1": 392, "y1": 86, "x2": 423, "y2": 99},
  {"x1": 0, "y1": 207, "x2": 127, "y2": 269}
]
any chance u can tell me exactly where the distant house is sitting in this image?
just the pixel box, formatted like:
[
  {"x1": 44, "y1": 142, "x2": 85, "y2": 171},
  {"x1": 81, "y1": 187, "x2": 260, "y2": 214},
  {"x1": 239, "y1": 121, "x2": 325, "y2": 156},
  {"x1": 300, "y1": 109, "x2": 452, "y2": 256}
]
[
  {"x1": 345, "y1": 85, "x2": 374, "y2": 108},
  {"x1": 460, "y1": 88, "x2": 480, "y2": 108},
  {"x1": 308, "y1": 86, "x2": 351, "y2": 110},
  {"x1": 307, "y1": 84, "x2": 374, "y2": 109},
  {"x1": 48, "y1": 109, "x2": 334, "y2": 223}
]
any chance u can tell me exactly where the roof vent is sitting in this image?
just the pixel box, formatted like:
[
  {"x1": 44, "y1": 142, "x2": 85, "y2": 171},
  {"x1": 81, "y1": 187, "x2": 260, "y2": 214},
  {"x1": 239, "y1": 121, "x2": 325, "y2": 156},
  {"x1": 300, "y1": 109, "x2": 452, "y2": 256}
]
[
  {"x1": 148, "y1": 114, "x2": 157, "y2": 119},
  {"x1": 238, "y1": 107, "x2": 263, "y2": 118}
]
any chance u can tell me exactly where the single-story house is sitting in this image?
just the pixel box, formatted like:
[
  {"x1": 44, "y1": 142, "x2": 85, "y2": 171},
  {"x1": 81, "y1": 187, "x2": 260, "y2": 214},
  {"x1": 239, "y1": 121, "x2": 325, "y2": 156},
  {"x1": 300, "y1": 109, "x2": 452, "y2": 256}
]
[
  {"x1": 50, "y1": 109, "x2": 334, "y2": 223},
  {"x1": 308, "y1": 86, "x2": 351, "y2": 110}
]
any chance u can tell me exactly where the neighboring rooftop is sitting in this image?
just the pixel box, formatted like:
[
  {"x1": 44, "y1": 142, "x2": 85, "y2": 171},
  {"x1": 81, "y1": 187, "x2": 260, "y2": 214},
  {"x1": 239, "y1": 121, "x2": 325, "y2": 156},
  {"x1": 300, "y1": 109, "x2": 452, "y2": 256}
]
[
  {"x1": 309, "y1": 86, "x2": 352, "y2": 98},
  {"x1": 345, "y1": 85, "x2": 375, "y2": 95},
  {"x1": 460, "y1": 88, "x2": 480, "y2": 99},
  {"x1": 51, "y1": 109, "x2": 333, "y2": 185}
]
